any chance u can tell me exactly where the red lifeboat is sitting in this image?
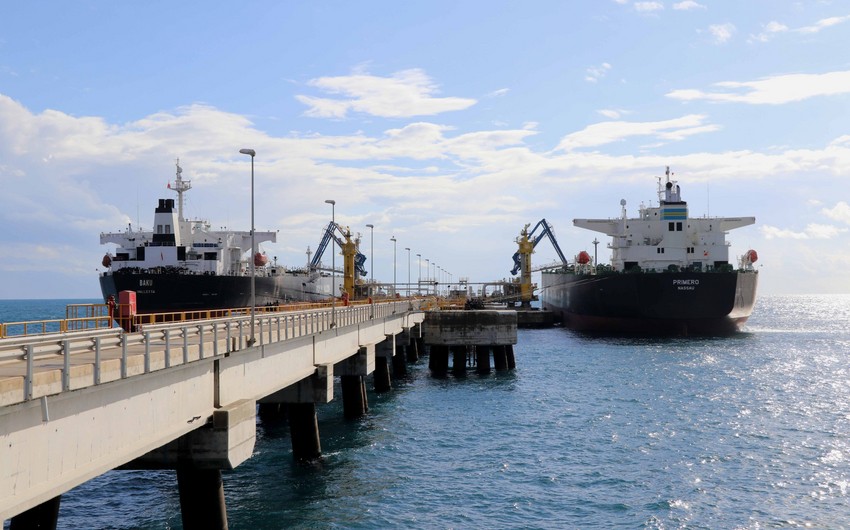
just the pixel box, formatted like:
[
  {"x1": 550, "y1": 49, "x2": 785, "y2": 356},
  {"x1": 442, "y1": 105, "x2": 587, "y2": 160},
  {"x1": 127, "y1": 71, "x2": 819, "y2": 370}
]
[
  {"x1": 254, "y1": 252, "x2": 269, "y2": 267},
  {"x1": 102, "y1": 254, "x2": 112, "y2": 267},
  {"x1": 746, "y1": 249, "x2": 758, "y2": 263},
  {"x1": 576, "y1": 250, "x2": 591, "y2": 265}
]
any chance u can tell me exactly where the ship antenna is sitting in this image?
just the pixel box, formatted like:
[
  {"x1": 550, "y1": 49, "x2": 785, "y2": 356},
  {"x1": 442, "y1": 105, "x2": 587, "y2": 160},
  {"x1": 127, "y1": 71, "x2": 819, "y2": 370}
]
[{"x1": 171, "y1": 158, "x2": 192, "y2": 221}]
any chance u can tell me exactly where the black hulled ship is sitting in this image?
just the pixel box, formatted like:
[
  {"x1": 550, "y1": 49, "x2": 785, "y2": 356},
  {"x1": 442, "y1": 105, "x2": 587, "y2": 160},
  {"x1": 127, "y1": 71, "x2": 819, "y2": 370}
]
[
  {"x1": 99, "y1": 162, "x2": 344, "y2": 314},
  {"x1": 541, "y1": 168, "x2": 759, "y2": 335}
]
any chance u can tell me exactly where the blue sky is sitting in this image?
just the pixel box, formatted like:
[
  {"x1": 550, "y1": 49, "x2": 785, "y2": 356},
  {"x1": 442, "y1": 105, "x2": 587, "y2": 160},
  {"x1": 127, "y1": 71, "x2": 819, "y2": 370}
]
[{"x1": 1, "y1": 0, "x2": 849, "y2": 298}]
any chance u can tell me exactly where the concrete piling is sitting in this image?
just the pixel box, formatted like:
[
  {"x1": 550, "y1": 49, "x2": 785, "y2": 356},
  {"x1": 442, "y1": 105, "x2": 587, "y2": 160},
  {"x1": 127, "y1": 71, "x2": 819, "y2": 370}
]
[
  {"x1": 429, "y1": 345, "x2": 449, "y2": 375},
  {"x1": 9, "y1": 496, "x2": 60, "y2": 530},
  {"x1": 288, "y1": 403, "x2": 321, "y2": 461},
  {"x1": 374, "y1": 356, "x2": 392, "y2": 392},
  {"x1": 341, "y1": 375, "x2": 368, "y2": 418},
  {"x1": 476, "y1": 346, "x2": 491, "y2": 374},
  {"x1": 451, "y1": 346, "x2": 467, "y2": 376},
  {"x1": 407, "y1": 339, "x2": 420, "y2": 363},
  {"x1": 176, "y1": 467, "x2": 228, "y2": 530},
  {"x1": 392, "y1": 347, "x2": 408, "y2": 378},
  {"x1": 506, "y1": 344, "x2": 516, "y2": 370},
  {"x1": 493, "y1": 345, "x2": 508, "y2": 371}
]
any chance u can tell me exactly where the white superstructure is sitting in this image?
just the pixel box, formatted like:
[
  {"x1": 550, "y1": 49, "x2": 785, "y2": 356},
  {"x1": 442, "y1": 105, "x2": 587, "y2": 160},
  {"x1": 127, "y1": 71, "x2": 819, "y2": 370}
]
[
  {"x1": 573, "y1": 168, "x2": 755, "y2": 272},
  {"x1": 100, "y1": 162, "x2": 277, "y2": 276}
]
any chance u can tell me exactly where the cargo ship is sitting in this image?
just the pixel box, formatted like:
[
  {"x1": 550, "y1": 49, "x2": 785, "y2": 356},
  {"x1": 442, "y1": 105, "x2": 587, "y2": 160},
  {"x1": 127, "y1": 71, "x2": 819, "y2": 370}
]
[
  {"x1": 541, "y1": 168, "x2": 758, "y2": 335},
  {"x1": 99, "y1": 162, "x2": 354, "y2": 314}
]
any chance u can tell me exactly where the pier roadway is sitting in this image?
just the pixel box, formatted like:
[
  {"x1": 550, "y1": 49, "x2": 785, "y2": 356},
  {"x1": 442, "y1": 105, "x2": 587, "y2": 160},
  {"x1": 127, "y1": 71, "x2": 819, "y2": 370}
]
[{"x1": 0, "y1": 300, "x2": 424, "y2": 527}]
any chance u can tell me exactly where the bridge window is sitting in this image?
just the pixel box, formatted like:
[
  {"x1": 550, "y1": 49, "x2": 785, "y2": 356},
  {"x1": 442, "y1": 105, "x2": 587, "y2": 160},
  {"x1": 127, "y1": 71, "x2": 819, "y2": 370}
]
[
  {"x1": 676, "y1": 222, "x2": 683, "y2": 231},
  {"x1": 668, "y1": 222, "x2": 674, "y2": 231}
]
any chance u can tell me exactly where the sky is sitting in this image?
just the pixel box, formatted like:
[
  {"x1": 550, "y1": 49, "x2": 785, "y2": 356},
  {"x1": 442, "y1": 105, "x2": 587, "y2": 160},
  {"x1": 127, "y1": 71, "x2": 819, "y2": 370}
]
[{"x1": 1, "y1": 0, "x2": 849, "y2": 299}]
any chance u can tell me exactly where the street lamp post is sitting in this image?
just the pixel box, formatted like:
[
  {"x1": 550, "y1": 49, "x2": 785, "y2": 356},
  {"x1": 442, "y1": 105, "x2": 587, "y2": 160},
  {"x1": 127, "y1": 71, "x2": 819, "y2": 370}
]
[
  {"x1": 238, "y1": 148, "x2": 256, "y2": 346},
  {"x1": 366, "y1": 224, "x2": 374, "y2": 296},
  {"x1": 390, "y1": 236, "x2": 397, "y2": 296},
  {"x1": 416, "y1": 253, "x2": 421, "y2": 295},
  {"x1": 405, "y1": 247, "x2": 410, "y2": 297},
  {"x1": 325, "y1": 199, "x2": 336, "y2": 326},
  {"x1": 425, "y1": 258, "x2": 430, "y2": 294},
  {"x1": 433, "y1": 263, "x2": 437, "y2": 295}
]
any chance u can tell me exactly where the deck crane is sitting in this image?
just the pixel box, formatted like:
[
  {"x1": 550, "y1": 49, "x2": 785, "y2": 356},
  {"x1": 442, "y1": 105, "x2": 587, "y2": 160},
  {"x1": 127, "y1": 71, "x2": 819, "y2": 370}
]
[
  {"x1": 510, "y1": 219, "x2": 569, "y2": 306},
  {"x1": 310, "y1": 221, "x2": 367, "y2": 299}
]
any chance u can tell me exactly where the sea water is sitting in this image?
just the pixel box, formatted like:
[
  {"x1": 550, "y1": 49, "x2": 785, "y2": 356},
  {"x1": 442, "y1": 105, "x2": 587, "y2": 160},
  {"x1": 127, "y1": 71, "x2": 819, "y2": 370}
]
[{"x1": 3, "y1": 295, "x2": 850, "y2": 529}]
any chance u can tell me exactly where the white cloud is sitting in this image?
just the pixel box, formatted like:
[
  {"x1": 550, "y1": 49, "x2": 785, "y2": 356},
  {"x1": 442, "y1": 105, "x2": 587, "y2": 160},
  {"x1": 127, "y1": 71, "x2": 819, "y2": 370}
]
[
  {"x1": 295, "y1": 69, "x2": 476, "y2": 119},
  {"x1": 823, "y1": 201, "x2": 850, "y2": 225},
  {"x1": 707, "y1": 23, "x2": 736, "y2": 44},
  {"x1": 487, "y1": 88, "x2": 510, "y2": 97},
  {"x1": 554, "y1": 114, "x2": 717, "y2": 151},
  {"x1": 673, "y1": 1, "x2": 705, "y2": 10},
  {"x1": 585, "y1": 63, "x2": 612, "y2": 83},
  {"x1": 666, "y1": 69, "x2": 850, "y2": 104},
  {"x1": 797, "y1": 14, "x2": 850, "y2": 35},
  {"x1": 750, "y1": 15, "x2": 850, "y2": 43},
  {"x1": 749, "y1": 20, "x2": 789, "y2": 43},
  {"x1": 761, "y1": 223, "x2": 847, "y2": 240},
  {"x1": 635, "y1": 2, "x2": 664, "y2": 12},
  {"x1": 598, "y1": 109, "x2": 624, "y2": 119}
]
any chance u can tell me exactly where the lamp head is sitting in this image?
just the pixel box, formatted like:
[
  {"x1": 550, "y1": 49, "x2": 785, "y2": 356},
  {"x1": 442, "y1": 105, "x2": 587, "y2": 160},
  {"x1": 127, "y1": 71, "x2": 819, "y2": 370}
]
[
  {"x1": 325, "y1": 199, "x2": 336, "y2": 205},
  {"x1": 239, "y1": 148, "x2": 256, "y2": 157}
]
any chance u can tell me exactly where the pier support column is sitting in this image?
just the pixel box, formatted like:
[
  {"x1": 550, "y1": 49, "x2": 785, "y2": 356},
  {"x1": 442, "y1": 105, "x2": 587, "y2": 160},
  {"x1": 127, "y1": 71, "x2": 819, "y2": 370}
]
[
  {"x1": 335, "y1": 347, "x2": 373, "y2": 417},
  {"x1": 374, "y1": 336, "x2": 394, "y2": 392},
  {"x1": 451, "y1": 346, "x2": 467, "y2": 376},
  {"x1": 429, "y1": 345, "x2": 449, "y2": 375},
  {"x1": 407, "y1": 339, "x2": 420, "y2": 363},
  {"x1": 9, "y1": 496, "x2": 60, "y2": 530},
  {"x1": 177, "y1": 467, "x2": 228, "y2": 530},
  {"x1": 374, "y1": 357, "x2": 392, "y2": 392},
  {"x1": 506, "y1": 344, "x2": 516, "y2": 370},
  {"x1": 493, "y1": 345, "x2": 508, "y2": 371},
  {"x1": 476, "y1": 346, "x2": 491, "y2": 375},
  {"x1": 392, "y1": 347, "x2": 408, "y2": 378},
  {"x1": 288, "y1": 403, "x2": 321, "y2": 461},
  {"x1": 341, "y1": 375, "x2": 368, "y2": 418}
]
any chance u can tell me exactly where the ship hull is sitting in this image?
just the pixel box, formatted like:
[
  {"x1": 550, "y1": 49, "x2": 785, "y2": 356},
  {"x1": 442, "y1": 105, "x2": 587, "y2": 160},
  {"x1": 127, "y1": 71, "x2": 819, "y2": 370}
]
[
  {"x1": 541, "y1": 270, "x2": 758, "y2": 335},
  {"x1": 99, "y1": 271, "x2": 337, "y2": 314}
]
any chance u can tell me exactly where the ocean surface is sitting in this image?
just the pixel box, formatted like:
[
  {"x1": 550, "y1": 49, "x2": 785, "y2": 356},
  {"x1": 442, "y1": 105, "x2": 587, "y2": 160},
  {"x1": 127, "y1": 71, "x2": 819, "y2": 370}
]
[{"x1": 3, "y1": 295, "x2": 850, "y2": 529}]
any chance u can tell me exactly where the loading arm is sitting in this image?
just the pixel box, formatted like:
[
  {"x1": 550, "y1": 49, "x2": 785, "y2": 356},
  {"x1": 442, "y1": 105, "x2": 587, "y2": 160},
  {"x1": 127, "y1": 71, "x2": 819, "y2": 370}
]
[
  {"x1": 510, "y1": 218, "x2": 568, "y2": 275},
  {"x1": 310, "y1": 221, "x2": 368, "y2": 277}
]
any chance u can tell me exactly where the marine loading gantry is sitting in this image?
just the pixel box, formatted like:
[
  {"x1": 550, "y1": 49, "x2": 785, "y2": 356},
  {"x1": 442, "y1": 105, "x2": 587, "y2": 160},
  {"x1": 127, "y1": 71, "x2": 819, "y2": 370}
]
[
  {"x1": 310, "y1": 221, "x2": 367, "y2": 299},
  {"x1": 510, "y1": 219, "x2": 569, "y2": 307}
]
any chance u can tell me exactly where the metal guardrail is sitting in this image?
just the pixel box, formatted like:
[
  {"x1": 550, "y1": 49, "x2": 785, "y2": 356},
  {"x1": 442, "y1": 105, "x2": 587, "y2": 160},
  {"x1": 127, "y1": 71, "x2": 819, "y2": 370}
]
[{"x1": 0, "y1": 300, "x2": 422, "y2": 405}]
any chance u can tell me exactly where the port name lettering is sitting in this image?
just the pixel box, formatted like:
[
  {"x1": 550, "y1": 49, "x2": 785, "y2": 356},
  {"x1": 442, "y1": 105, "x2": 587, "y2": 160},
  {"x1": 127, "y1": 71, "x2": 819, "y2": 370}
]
[{"x1": 673, "y1": 279, "x2": 699, "y2": 291}]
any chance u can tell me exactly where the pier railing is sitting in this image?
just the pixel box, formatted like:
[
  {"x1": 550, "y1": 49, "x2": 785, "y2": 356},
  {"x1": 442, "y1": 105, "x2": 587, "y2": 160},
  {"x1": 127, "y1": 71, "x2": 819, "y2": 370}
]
[
  {"x1": 0, "y1": 299, "x2": 421, "y2": 406},
  {"x1": 0, "y1": 296, "x2": 421, "y2": 339}
]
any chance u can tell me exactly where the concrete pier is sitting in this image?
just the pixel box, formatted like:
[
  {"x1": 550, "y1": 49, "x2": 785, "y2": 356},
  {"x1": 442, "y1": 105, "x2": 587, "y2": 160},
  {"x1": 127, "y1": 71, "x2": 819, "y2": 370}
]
[
  {"x1": 0, "y1": 300, "x2": 424, "y2": 524},
  {"x1": 423, "y1": 310, "x2": 517, "y2": 376}
]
